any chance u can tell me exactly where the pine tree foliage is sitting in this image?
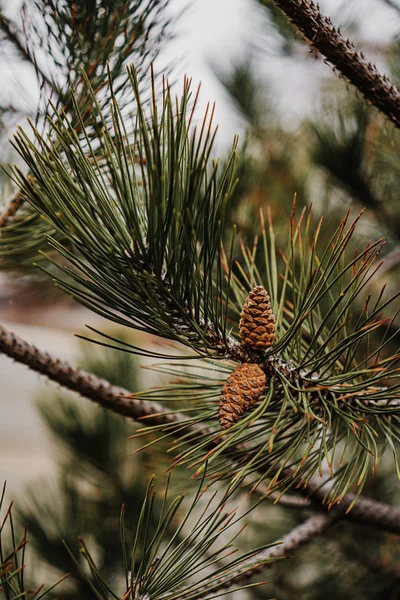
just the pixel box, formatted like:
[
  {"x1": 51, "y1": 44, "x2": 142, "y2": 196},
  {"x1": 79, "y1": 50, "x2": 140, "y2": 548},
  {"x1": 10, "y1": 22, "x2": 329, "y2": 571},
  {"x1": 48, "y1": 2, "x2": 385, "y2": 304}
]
[
  {"x1": 4, "y1": 2, "x2": 400, "y2": 598},
  {"x1": 0, "y1": 0, "x2": 170, "y2": 273},
  {"x1": 16, "y1": 342, "x2": 199, "y2": 598},
  {"x1": 5, "y1": 65, "x2": 400, "y2": 509},
  {"x1": 0, "y1": 482, "x2": 68, "y2": 599},
  {"x1": 9, "y1": 70, "x2": 239, "y2": 357},
  {"x1": 0, "y1": 0, "x2": 169, "y2": 123},
  {"x1": 310, "y1": 95, "x2": 400, "y2": 243},
  {"x1": 216, "y1": 58, "x2": 309, "y2": 250},
  {"x1": 63, "y1": 473, "x2": 277, "y2": 600},
  {"x1": 14, "y1": 339, "x2": 281, "y2": 600},
  {"x1": 259, "y1": 0, "x2": 299, "y2": 54},
  {"x1": 133, "y1": 208, "x2": 400, "y2": 506}
]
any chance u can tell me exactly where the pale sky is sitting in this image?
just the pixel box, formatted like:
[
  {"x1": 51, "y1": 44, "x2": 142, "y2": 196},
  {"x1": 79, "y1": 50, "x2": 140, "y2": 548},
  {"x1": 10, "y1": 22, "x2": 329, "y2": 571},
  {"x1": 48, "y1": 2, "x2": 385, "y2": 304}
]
[
  {"x1": 161, "y1": 0, "x2": 400, "y2": 142},
  {"x1": 1, "y1": 0, "x2": 400, "y2": 149}
]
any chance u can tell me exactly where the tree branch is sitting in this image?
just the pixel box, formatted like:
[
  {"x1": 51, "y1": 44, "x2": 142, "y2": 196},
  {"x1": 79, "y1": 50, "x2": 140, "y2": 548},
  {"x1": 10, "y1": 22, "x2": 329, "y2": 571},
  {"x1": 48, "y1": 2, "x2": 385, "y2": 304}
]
[
  {"x1": 380, "y1": 0, "x2": 400, "y2": 15},
  {"x1": 0, "y1": 323, "x2": 191, "y2": 427},
  {"x1": 192, "y1": 513, "x2": 335, "y2": 599},
  {"x1": 309, "y1": 484, "x2": 400, "y2": 534},
  {"x1": 267, "y1": 0, "x2": 400, "y2": 129},
  {"x1": 0, "y1": 13, "x2": 58, "y2": 97},
  {"x1": 1, "y1": 323, "x2": 400, "y2": 534}
]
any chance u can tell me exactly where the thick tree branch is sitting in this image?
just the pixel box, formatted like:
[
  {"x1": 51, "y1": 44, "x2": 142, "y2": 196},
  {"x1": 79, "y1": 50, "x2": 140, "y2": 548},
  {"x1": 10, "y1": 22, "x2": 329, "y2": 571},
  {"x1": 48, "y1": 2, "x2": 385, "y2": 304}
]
[
  {"x1": 0, "y1": 323, "x2": 190, "y2": 427},
  {"x1": 267, "y1": 0, "x2": 400, "y2": 129},
  {"x1": 2, "y1": 323, "x2": 400, "y2": 534},
  {"x1": 309, "y1": 483, "x2": 400, "y2": 534}
]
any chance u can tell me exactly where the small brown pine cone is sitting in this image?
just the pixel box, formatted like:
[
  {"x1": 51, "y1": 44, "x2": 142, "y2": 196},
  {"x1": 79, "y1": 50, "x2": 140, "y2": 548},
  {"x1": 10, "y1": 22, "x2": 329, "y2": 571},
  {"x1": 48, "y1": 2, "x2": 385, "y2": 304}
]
[
  {"x1": 219, "y1": 363, "x2": 267, "y2": 430},
  {"x1": 239, "y1": 285, "x2": 276, "y2": 351}
]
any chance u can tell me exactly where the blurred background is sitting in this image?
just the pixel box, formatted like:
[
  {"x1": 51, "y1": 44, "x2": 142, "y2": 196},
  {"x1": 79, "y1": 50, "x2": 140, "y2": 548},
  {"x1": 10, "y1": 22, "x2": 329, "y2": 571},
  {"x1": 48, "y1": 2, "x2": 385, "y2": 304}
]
[{"x1": 2, "y1": 0, "x2": 400, "y2": 598}]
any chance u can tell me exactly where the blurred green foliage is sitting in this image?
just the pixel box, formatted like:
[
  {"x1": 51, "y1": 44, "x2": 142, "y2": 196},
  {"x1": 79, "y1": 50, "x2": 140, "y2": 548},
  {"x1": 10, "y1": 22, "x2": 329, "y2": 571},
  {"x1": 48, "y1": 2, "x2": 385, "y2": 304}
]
[{"x1": 17, "y1": 340, "x2": 172, "y2": 599}]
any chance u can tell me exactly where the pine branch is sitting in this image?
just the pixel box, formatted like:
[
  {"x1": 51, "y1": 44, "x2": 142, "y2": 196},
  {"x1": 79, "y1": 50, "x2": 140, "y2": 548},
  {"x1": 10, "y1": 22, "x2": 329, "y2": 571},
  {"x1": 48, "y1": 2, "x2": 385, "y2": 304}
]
[
  {"x1": 310, "y1": 485, "x2": 400, "y2": 535},
  {"x1": 0, "y1": 2, "x2": 172, "y2": 241},
  {"x1": 12, "y1": 79, "x2": 400, "y2": 496},
  {"x1": 267, "y1": 0, "x2": 400, "y2": 129},
  {"x1": 257, "y1": 476, "x2": 400, "y2": 535},
  {"x1": 8, "y1": 69, "x2": 243, "y2": 357},
  {"x1": 2, "y1": 322, "x2": 400, "y2": 536},
  {"x1": 191, "y1": 513, "x2": 335, "y2": 599},
  {"x1": 0, "y1": 323, "x2": 191, "y2": 428}
]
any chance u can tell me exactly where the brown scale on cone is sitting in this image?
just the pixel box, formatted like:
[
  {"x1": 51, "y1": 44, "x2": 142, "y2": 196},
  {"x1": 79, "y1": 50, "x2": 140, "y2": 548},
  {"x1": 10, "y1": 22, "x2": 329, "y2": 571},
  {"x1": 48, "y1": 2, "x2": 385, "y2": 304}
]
[
  {"x1": 219, "y1": 363, "x2": 267, "y2": 430},
  {"x1": 239, "y1": 285, "x2": 276, "y2": 351}
]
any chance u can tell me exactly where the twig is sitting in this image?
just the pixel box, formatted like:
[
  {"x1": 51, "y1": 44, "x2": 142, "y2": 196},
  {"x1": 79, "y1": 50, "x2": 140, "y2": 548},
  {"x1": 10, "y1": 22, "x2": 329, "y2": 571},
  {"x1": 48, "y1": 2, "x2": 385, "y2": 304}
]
[
  {"x1": 0, "y1": 190, "x2": 25, "y2": 228},
  {"x1": 257, "y1": 474, "x2": 400, "y2": 535},
  {"x1": 2, "y1": 323, "x2": 400, "y2": 534},
  {"x1": 233, "y1": 512, "x2": 333, "y2": 573},
  {"x1": 310, "y1": 485, "x2": 400, "y2": 534},
  {"x1": 267, "y1": 492, "x2": 311, "y2": 509},
  {"x1": 269, "y1": 0, "x2": 400, "y2": 129}
]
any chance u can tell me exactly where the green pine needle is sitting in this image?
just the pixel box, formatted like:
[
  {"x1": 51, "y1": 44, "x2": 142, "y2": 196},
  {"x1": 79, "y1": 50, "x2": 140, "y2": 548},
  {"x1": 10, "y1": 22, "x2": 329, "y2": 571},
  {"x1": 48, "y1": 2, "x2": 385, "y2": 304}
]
[
  {"x1": 64, "y1": 472, "x2": 277, "y2": 599},
  {"x1": 130, "y1": 207, "x2": 400, "y2": 506},
  {"x1": 8, "y1": 67, "x2": 239, "y2": 357}
]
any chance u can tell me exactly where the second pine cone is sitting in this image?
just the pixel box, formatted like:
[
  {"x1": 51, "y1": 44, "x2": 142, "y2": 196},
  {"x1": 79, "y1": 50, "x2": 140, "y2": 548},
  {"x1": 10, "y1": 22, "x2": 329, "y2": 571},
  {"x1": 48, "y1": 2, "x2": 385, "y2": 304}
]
[
  {"x1": 239, "y1": 285, "x2": 276, "y2": 351},
  {"x1": 219, "y1": 363, "x2": 267, "y2": 430}
]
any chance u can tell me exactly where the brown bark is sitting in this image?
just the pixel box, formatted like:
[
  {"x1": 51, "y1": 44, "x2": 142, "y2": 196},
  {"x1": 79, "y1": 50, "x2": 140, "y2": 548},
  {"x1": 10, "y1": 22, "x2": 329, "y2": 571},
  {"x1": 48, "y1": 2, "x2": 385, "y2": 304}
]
[{"x1": 269, "y1": 0, "x2": 400, "y2": 128}]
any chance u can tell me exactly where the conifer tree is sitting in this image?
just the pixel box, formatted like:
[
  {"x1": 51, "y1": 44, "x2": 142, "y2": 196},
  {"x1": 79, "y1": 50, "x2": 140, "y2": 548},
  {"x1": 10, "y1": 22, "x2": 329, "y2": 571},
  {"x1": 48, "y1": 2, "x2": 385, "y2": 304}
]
[{"x1": 3, "y1": 1, "x2": 400, "y2": 598}]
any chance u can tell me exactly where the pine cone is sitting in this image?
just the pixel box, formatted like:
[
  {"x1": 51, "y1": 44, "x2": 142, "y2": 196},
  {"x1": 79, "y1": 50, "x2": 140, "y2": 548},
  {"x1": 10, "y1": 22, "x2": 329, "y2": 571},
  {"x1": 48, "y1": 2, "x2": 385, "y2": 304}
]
[
  {"x1": 219, "y1": 363, "x2": 266, "y2": 430},
  {"x1": 239, "y1": 285, "x2": 276, "y2": 351}
]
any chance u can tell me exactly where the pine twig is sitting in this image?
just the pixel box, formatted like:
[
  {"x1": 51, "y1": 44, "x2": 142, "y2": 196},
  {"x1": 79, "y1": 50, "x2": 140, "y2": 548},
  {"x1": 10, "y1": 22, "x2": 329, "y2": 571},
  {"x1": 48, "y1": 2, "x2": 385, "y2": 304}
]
[
  {"x1": 0, "y1": 190, "x2": 25, "y2": 228},
  {"x1": 268, "y1": 492, "x2": 311, "y2": 509},
  {"x1": 2, "y1": 322, "x2": 400, "y2": 534},
  {"x1": 268, "y1": 0, "x2": 400, "y2": 129}
]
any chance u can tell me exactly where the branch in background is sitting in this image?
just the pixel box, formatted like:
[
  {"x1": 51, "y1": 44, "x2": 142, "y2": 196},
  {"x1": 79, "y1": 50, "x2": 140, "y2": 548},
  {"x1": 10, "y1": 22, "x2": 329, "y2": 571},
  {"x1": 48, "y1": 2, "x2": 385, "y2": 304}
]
[
  {"x1": 0, "y1": 12, "x2": 58, "y2": 98},
  {"x1": 380, "y1": 0, "x2": 400, "y2": 15},
  {"x1": 2, "y1": 322, "x2": 400, "y2": 535},
  {"x1": 309, "y1": 484, "x2": 400, "y2": 535},
  {"x1": 268, "y1": 0, "x2": 400, "y2": 129},
  {"x1": 194, "y1": 513, "x2": 335, "y2": 599},
  {"x1": 257, "y1": 477, "x2": 400, "y2": 536}
]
